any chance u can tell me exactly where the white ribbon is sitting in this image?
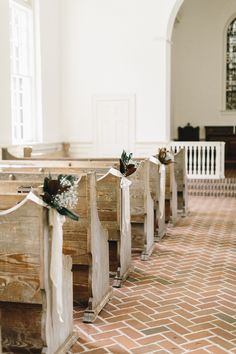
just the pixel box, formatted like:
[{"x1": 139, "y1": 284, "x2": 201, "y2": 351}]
[
  {"x1": 0, "y1": 190, "x2": 46, "y2": 216},
  {"x1": 149, "y1": 156, "x2": 161, "y2": 166},
  {"x1": 98, "y1": 168, "x2": 132, "y2": 235},
  {"x1": 120, "y1": 177, "x2": 131, "y2": 235},
  {"x1": 97, "y1": 167, "x2": 124, "y2": 180},
  {"x1": 149, "y1": 156, "x2": 165, "y2": 218},
  {"x1": 49, "y1": 208, "x2": 65, "y2": 323},
  {"x1": 159, "y1": 164, "x2": 165, "y2": 218}
]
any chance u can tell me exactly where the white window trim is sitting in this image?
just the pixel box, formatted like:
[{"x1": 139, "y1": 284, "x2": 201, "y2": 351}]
[
  {"x1": 10, "y1": 0, "x2": 42, "y2": 144},
  {"x1": 222, "y1": 13, "x2": 236, "y2": 113}
]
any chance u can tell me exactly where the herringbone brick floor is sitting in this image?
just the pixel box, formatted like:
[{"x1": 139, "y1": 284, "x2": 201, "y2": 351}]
[{"x1": 69, "y1": 196, "x2": 236, "y2": 353}]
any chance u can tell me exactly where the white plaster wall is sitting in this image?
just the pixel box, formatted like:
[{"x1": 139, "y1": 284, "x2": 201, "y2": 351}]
[
  {"x1": 171, "y1": 0, "x2": 236, "y2": 140},
  {"x1": 38, "y1": 0, "x2": 62, "y2": 142},
  {"x1": 60, "y1": 0, "x2": 179, "y2": 150},
  {"x1": 0, "y1": 0, "x2": 182, "y2": 149},
  {"x1": 0, "y1": 0, "x2": 62, "y2": 145},
  {"x1": 0, "y1": 0, "x2": 12, "y2": 145}
]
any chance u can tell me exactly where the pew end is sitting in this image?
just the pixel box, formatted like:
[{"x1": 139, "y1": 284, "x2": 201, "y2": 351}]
[
  {"x1": 97, "y1": 171, "x2": 132, "y2": 288},
  {"x1": 128, "y1": 160, "x2": 155, "y2": 260},
  {"x1": 0, "y1": 194, "x2": 77, "y2": 353}
]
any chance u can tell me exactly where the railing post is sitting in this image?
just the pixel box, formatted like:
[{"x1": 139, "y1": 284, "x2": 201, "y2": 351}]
[
  {"x1": 220, "y1": 142, "x2": 225, "y2": 179},
  {"x1": 215, "y1": 144, "x2": 220, "y2": 178}
]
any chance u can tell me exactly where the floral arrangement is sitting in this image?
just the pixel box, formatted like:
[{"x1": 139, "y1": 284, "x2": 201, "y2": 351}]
[
  {"x1": 156, "y1": 148, "x2": 174, "y2": 165},
  {"x1": 42, "y1": 174, "x2": 79, "y2": 221},
  {"x1": 119, "y1": 150, "x2": 137, "y2": 177}
]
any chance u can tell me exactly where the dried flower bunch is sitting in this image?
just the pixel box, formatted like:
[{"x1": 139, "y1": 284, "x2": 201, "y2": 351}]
[
  {"x1": 42, "y1": 174, "x2": 79, "y2": 221},
  {"x1": 119, "y1": 150, "x2": 137, "y2": 177},
  {"x1": 157, "y1": 148, "x2": 174, "y2": 165}
]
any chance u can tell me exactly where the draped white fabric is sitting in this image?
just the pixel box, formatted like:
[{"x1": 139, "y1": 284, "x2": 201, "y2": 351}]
[
  {"x1": 120, "y1": 175, "x2": 132, "y2": 236},
  {"x1": 98, "y1": 167, "x2": 124, "y2": 180},
  {"x1": 159, "y1": 164, "x2": 166, "y2": 218},
  {"x1": 98, "y1": 168, "x2": 132, "y2": 236},
  {"x1": 49, "y1": 208, "x2": 65, "y2": 323},
  {"x1": 149, "y1": 156, "x2": 165, "y2": 218},
  {"x1": 0, "y1": 190, "x2": 46, "y2": 216}
]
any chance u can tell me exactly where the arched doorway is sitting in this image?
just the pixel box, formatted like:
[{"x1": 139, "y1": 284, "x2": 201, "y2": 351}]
[
  {"x1": 169, "y1": 0, "x2": 236, "y2": 143},
  {"x1": 165, "y1": 0, "x2": 185, "y2": 142}
]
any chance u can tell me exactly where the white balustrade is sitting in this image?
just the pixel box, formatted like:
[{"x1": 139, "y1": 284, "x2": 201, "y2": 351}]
[{"x1": 170, "y1": 141, "x2": 225, "y2": 179}]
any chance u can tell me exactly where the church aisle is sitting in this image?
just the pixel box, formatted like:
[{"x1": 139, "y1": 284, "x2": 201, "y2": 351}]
[{"x1": 69, "y1": 197, "x2": 236, "y2": 354}]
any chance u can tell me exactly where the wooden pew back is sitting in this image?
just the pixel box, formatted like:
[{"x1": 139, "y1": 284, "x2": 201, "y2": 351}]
[
  {"x1": 128, "y1": 160, "x2": 155, "y2": 259},
  {"x1": 0, "y1": 194, "x2": 75, "y2": 352}
]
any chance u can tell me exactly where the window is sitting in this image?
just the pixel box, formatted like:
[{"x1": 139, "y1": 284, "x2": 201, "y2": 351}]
[
  {"x1": 10, "y1": 0, "x2": 38, "y2": 143},
  {"x1": 226, "y1": 18, "x2": 236, "y2": 110}
]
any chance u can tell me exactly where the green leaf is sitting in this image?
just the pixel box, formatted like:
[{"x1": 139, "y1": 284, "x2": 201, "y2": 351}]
[
  {"x1": 57, "y1": 207, "x2": 79, "y2": 221},
  {"x1": 43, "y1": 176, "x2": 50, "y2": 193}
]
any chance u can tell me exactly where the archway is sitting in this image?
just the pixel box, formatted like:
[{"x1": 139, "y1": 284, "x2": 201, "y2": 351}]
[
  {"x1": 169, "y1": 0, "x2": 236, "y2": 143},
  {"x1": 165, "y1": 0, "x2": 185, "y2": 141}
]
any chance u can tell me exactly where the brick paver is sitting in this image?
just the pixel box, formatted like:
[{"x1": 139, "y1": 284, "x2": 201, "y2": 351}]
[{"x1": 69, "y1": 197, "x2": 236, "y2": 353}]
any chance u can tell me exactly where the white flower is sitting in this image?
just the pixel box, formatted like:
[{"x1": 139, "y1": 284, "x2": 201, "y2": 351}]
[{"x1": 53, "y1": 189, "x2": 78, "y2": 209}]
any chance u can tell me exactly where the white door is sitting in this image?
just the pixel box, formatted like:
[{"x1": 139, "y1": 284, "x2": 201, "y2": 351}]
[{"x1": 94, "y1": 95, "x2": 135, "y2": 157}]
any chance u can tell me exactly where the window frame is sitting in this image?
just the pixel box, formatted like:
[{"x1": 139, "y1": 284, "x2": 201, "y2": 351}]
[
  {"x1": 9, "y1": 0, "x2": 41, "y2": 144},
  {"x1": 223, "y1": 14, "x2": 236, "y2": 113}
]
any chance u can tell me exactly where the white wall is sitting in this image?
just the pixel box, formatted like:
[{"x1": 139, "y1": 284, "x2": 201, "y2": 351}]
[
  {"x1": 0, "y1": 0, "x2": 62, "y2": 146},
  {"x1": 38, "y1": 0, "x2": 62, "y2": 142},
  {"x1": 60, "y1": 0, "x2": 179, "y2": 155},
  {"x1": 171, "y1": 0, "x2": 236, "y2": 140},
  {"x1": 0, "y1": 0, "x2": 183, "y2": 151},
  {"x1": 0, "y1": 0, "x2": 12, "y2": 145}
]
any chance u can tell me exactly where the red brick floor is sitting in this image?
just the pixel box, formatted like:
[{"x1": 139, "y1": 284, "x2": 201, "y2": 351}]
[{"x1": 69, "y1": 197, "x2": 236, "y2": 353}]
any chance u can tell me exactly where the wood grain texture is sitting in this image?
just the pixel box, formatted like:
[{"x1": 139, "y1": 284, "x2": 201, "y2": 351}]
[
  {"x1": 149, "y1": 160, "x2": 166, "y2": 241},
  {"x1": 0, "y1": 199, "x2": 43, "y2": 304},
  {"x1": 62, "y1": 173, "x2": 113, "y2": 319},
  {"x1": 83, "y1": 172, "x2": 113, "y2": 322},
  {"x1": 128, "y1": 160, "x2": 155, "y2": 260},
  {"x1": 97, "y1": 172, "x2": 132, "y2": 287},
  {"x1": 0, "y1": 166, "x2": 132, "y2": 292},
  {"x1": 0, "y1": 198, "x2": 75, "y2": 353},
  {"x1": 174, "y1": 148, "x2": 188, "y2": 216}
]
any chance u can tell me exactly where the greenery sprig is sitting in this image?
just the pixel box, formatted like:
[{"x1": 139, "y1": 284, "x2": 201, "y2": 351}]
[
  {"x1": 42, "y1": 174, "x2": 79, "y2": 221},
  {"x1": 119, "y1": 150, "x2": 137, "y2": 177}
]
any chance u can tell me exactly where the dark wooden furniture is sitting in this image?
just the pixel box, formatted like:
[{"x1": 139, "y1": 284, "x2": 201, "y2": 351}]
[
  {"x1": 205, "y1": 126, "x2": 236, "y2": 165},
  {"x1": 178, "y1": 123, "x2": 200, "y2": 141}
]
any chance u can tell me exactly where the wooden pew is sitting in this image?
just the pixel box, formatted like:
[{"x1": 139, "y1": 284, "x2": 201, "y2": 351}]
[
  {"x1": 0, "y1": 193, "x2": 76, "y2": 353},
  {"x1": 0, "y1": 168, "x2": 133, "y2": 289},
  {"x1": 0, "y1": 152, "x2": 185, "y2": 244},
  {"x1": 165, "y1": 162, "x2": 177, "y2": 225},
  {"x1": 0, "y1": 161, "x2": 116, "y2": 181},
  {"x1": 0, "y1": 172, "x2": 113, "y2": 323},
  {"x1": 174, "y1": 148, "x2": 188, "y2": 216},
  {"x1": 0, "y1": 156, "x2": 167, "y2": 246},
  {"x1": 128, "y1": 160, "x2": 155, "y2": 260},
  {"x1": 63, "y1": 172, "x2": 112, "y2": 322},
  {"x1": 148, "y1": 157, "x2": 166, "y2": 241},
  {"x1": 164, "y1": 148, "x2": 187, "y2": 226},
  {"x1": 1, "y1": 143, "x2": 71, "y2": 160},
  {"x1": 97, "y1": 169, "x2": 132, "y2": 287}
]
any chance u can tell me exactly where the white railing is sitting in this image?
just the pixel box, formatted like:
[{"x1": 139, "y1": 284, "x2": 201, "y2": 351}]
[{"x1": 170, "y1": 141, "x2": 225, "y2": 179}]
